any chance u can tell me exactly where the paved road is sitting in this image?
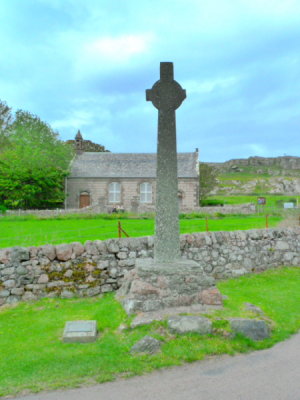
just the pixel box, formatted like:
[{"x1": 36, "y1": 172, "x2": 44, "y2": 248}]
[{"x1": 15, "y1": 333, "x2": 300, "y2": 400}]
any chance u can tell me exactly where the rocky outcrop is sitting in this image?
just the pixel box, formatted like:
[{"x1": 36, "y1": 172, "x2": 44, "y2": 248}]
[
  {"x1": 208, "y1": 156, "x2": 300, "y2": 171},
  {"x1": 210, "y1": 177, "x2": 300, "y2": 195}
]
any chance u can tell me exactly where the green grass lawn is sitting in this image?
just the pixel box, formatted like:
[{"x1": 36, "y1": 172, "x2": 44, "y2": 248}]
[
  {"x1": 0, "y1": 215, "x2": 282, "y2": 248},
  {"x1": 211, "y1": 194, "x2": 300, "y2": 207},
  {"x1": 0, "y1": 267, "x2": 299, "y2": 397}
]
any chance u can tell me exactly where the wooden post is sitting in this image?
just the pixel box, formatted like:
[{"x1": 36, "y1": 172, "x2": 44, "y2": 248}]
[
  {"x1": 205, "y1": 217, "x2": 209, "y2": 232},
  {"x1": 118, "y1": 221, "x2": 129, "y2": 238}
]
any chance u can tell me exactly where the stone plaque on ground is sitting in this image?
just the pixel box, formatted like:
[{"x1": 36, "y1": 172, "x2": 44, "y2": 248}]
[{"x1": 62, "y1": 320, "x2": 97, "y2": 343}]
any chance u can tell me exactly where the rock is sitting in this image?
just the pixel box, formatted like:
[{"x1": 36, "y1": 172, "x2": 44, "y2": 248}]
[
  {"x1": 107, "y1": 241, "x2": 119, "y2": 253},
  {"x1": 3, "y1": 279, "x2": 15, "y2": 289},
  {"x1": 64, "y1": 269, "x2": 73, "y2": 278},
  {"x1": 0, "y1": 249, "x2": 10, "y2": 264},
  {"x1": 85, "y1": 241, "x2": 99, "y2": 256},
  {"x1": 6, "y1": 296, "x2": 19, "y2": 304},
  {"x1": 86, "y1": 275, "x2": 96, "y2": 283},
  {"x1": 201, "y1": 287, "x2": 223, "y2": 305},
  {"x1": 29, "y1": 246, "x2": 38, "y2": 257},
  {"x1": 72, "y1": 242, "x2": 85, "y2": 257},
  {"x1": 229, "y1": 318, "x2": 270, "y2": 341},
  {"x1": 97, "y1": 260, "x2": 109, "y2": 269},
  {"x1": 86, "y1": 287, "x2": 101, "y2": 297},
  {"x1": 37, "y1": 274, "x2": 49, "y2": 284},
  {"x1": 39, "y1": 244, "x2": 56, "y2": 261},
  {"x1": 130, "y1": 335, "x2": 161, "y2": 354},
  {"x1": 244, "y1": 303, "x2": 264, "y2": 315},
  {"x1": 167, "y1": 316, "x2": 212, "y2": 335},
  {"x1": 130, "y1": 280, "x2": 159, "y2": 295},
  {"x1": 118, "y1": 259, "x2": 136, "y2": 267},
  {"x1": 55, "y1": 244, "x2": 72, "y2": 261},
  {"x1": 16, "y1": 266, "x2": 27, "y2": 275},
  {"x1": 101, "y1": 284, "x2": 113, "y2": 293},
  {"x1": 22, "y1": 291, "x2": 37, "y2": 301},
  {"x1": 93, "y1": 240, "x2": 105, "y2": 254},
  {"x1": 11, "y1": 287, "x2": 25, "y2": 296},
  {"x1": 60, "y1": 290, "x2": 74, "y2": 299},
  {"x1": 11, "y1": 247, "x2": 30, "y2": 263},
  {"x1": 275, "y1": 241, "x2": 290, "y2": 250},
  {"x1": 117, "y1": 251, "x2": 127, "y2": 260},
  {"x1": 0, "y1": 289, "x2": 10, "y2": 297},
  {"x1": 2, "y1": 267, "x2": 15, "y2": 275},
  {"x1": 109, "y1": 267, "x2": 118, "y2": 278}
]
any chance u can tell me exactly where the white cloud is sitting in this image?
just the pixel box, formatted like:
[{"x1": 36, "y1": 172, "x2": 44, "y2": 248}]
[
  {"x1": 67, "y1": 33, "x2": 155, "y2": 79},
  {"x1": 51, "y1": 109, "x2": 102, "y2": 130},
  {"x1": 184, "y1": 76, "x2": 239, "y2": 94},
  {"x1": 84, "y1": 34, "x2": 153, "y2": 62}
]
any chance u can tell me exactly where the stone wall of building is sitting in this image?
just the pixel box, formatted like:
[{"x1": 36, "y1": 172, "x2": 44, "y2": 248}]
[
  {"x1": 1, "y1": 227, "x2": 299, "y2": 306},
  {"x1": 65, "y1": 177, "x2": 199, "y2": 211}
]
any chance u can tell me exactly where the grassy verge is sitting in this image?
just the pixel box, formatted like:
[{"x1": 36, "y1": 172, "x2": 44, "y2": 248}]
[
  {"x1": 0, "y1": 215, "x2": 282, "y2": 248},
  {"x1": 210, "y1": 194, "x2": 300, "y2": 207},
  {"x1": 0, "y1": 267, "x2": 299, "y2": 397}
]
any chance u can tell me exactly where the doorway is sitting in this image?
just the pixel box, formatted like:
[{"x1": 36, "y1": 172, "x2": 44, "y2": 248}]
[{"x1": 79, "y1": 192, "x2": 90, "y2": 208}]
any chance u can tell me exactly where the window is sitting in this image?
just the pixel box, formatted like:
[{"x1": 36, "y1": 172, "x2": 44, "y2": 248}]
[
  {"x1": 109, "y1": 182, "x2": 121, "y2": 203},
  {"x1": 140, "y1": 182, "x2": 152, "y2": 203}
]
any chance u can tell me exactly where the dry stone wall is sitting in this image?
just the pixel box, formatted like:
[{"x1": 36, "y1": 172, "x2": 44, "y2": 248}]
[{"x1": 1, "y1": 228, "x2": 300, "y2": 306}]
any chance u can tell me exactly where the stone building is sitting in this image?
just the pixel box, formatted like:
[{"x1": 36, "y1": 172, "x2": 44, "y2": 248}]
[{"x1": 65, "y1": 149, "x2": 199, "y2": 212}]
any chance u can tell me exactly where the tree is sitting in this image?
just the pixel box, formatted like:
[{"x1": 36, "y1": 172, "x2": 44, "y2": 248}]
[
  {"x1": 0, "y1": 99, "x2": 13, "y2": 133},
  {"x1": 0, "y1": 99, "x2": 13, "y2": 152},
  {"x1": 199, "y1": 163, "x2": 218, "y2": 205},
  {"x1": 0, "y1": 110, "x2": 74, "y2": 209}
]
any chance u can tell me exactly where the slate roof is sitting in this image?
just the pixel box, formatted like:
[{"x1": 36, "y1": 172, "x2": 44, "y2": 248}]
[{"x1": 69, "y1": 152, "x2": 199, "y2": 179}]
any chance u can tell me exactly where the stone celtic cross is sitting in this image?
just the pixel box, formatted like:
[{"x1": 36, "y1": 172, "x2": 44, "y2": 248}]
[{"x1": 146, "y1": 62, "x2": 186, "y2": 263}]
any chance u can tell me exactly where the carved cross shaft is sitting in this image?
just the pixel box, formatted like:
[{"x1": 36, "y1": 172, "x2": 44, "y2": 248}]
[{"x1": 146, "y1": 62, "x2": 186, "y2": 263}]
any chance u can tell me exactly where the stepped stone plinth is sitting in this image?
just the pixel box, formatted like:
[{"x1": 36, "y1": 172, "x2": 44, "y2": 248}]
[{"x1": 117, "y1": 258, "x2": 222, "y2": 314}]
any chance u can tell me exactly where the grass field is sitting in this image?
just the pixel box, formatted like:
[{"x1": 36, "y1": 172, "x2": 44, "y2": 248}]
[
  {"x1": 0, "y1": 267, "x2": 299, "y2": 397},
  {"x1": 0, "y1": 215, "x2": 282, "y2": 248},
  {"x1": 210, "y1": 194, "x2": 300, "y2": 207}
]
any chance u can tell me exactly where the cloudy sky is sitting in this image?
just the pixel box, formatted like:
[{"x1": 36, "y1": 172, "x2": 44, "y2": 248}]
[{"x1": 0, "y1": 0, "x2": 300, "y2": 162}]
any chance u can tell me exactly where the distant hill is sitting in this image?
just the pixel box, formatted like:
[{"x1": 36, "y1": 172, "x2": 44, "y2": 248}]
[{"x1": 204, "y1": 156, "x2": 300, "y2": 195}]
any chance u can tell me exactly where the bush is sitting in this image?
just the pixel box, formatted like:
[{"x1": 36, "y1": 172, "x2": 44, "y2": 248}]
[
  {"x1": 0, "y1": 204, "x2": 7, "y2": 214},
  {"x1": 201, "y1": 199, "x2": 224, "y2": 207},
  {"x1": 179, "y1": 212, "x2": 206, "y2": 219},
  {"x1": 276, "y1": 198, "x2": 297, "y2": 208},
  {"x1": 214, "y1": 212, "x2": 226, "y2": 218}
]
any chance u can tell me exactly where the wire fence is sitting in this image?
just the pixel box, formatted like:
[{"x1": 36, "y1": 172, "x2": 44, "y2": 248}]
[{"x1": 0, "y1": 214, "x2": 289, "y2": 249}]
